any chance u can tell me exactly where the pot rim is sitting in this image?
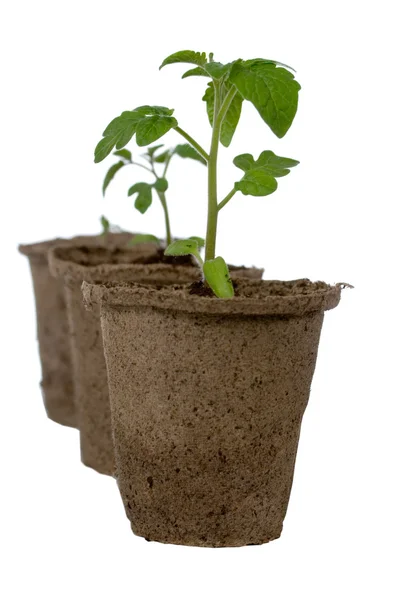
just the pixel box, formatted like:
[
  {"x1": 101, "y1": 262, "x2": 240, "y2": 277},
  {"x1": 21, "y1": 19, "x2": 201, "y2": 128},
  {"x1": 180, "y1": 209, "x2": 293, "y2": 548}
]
[
  {"x1": 82, "y1": 279, "x2": 345, "y2": 317},
  {"x1": 48, "y1": 245, "x2": 264, "y2": 284},
  {"x1": 18, "y1": 233, "x2": 133, "y2": 260},
  {"x1": 18, "y1": 237, "x2": 67, "y2": 258}
]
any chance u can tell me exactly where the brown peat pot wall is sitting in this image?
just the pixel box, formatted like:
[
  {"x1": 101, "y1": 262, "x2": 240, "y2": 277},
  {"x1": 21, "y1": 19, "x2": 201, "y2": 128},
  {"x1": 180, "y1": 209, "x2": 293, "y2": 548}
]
[
  {"x1": 83, "y1": 279, "x2": 342, "y2": 547},
  {"x1": 50, "y1": 245, "x2": 263, "y2": 476},
  {"x1": 18, "y1": 234, "x2": 132, "y2": 427}
]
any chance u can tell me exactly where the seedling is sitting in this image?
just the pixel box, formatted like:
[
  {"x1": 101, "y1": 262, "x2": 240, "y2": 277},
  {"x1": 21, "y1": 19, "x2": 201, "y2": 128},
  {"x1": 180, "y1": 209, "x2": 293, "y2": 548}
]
[
  {"x1": 100, "y1": 215, "x2": 111, "y2": 236},
  {"x1": 94, "y1": 51, "x2": 300, "y2": 297},
  {"x1": 101, "y1": 143, "x2": 205, "y2": 247},
  {"x1": 99, "y1": 215, "x2": 123, "y2": 236}
]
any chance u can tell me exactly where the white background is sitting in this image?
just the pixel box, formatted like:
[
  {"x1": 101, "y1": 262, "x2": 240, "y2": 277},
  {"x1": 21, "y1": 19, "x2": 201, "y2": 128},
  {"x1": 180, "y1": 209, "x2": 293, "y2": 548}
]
[{"x1": 1, "y1": 0, "x2": 399, "y2": 598}]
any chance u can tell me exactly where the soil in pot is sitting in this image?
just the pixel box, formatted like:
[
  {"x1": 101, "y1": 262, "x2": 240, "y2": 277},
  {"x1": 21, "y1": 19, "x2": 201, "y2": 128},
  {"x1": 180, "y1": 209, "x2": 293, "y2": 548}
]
[
  {"x1": 82, "y1": 278, "x2": 343, "y2": 547},
  {"x1": 50, "y1": 245, "x2": 263, "y2": 477},
  {"x1": 18, "y1": 233, "x2": 132, "y2": 428}
]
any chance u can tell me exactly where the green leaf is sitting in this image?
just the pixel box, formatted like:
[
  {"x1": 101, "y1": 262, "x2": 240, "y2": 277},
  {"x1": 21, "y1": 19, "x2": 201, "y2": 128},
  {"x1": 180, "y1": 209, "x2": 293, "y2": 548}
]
[
  {"x1": 134, "y1": 105, "x2": 174, "y2": 116},
  {"x1": 189, "y1": 236, "x2": 205, "y2": 248},
  {"x1": 229, "y1": 60, "x2": 300, "y2": 138},
  {"x1": 135, "y1": 115, "x2": 178, "y2": 147},
  {"x1": 165, "y1": 238, "x2": 200, "y2": 256},
  {"x1": 154, "y1": 177, "x2": 168, "y2": 192},
  {"x1": 100, "y1": 215, "x2": 110, "y2": 235},
  {"x1": 174, "y1": 143, "x2": 206, "y2": 165},
  {"x1": 203, "y1": 82, "x2": 214, "y2": 125},
  {"x1": 113, "y1": 149, "x2": 132, "y2": 161},
  {"x1": 95, "y1": 112, "x2": 141, "y2": 162},
  {"x1": 153, "y1": 149, "x2": 171, "y2": 163},
  {"x1": 235, "y1": 169, "x2": 278, "y2": 196},
  {"x1": 128, "y1": 182, "x2": 153, "y2": 213},
  {"x1": 203, "y1": 257, "x2": 234, "y2": 298},
  {"x1": 164, "y1": 239, "x2": 203, "y2": 264},
  {"x1": 95, "y1": 136, "x2": 119, "y2": 163},
  {"x1": 234, "y1": 151, "x2": 299, "y2": 175},
  {"x1": 202, "y1": 82, "x2": 243, "y2": 147},
  {"x1": 103, "y1": 111, "x2": 142, "y2": 150},
  {"x1": 160, "y1": 50, "x2": 207, "y2": 70},
  {"x1": 182, "y1": 67, "x2": 208, "y2": 79},
  {"x1": 232, "y1": 154, "x2": 254, "y2": 171},
  {"x1": 204, "y1": 61, "x2": 234, "y2": 79},
  {"x1": 147, "y1": 144, "x2": 164, "y2": 157},
  {"x1": 95, "y1": 108, "x2": 176, "y2": 162},
  {"x1": 249, "y1": 58, "x2": 296, "y2": 71},
  {"x1": 128, "y1": 234, "x2": 159, "y2": 246},
  {"x1": 220, "y1": 90, "x2": 243, "y2": 147},
  {"x1": 233, "y1": 151, "x2": 299, "y2": 197},
  {"x1": 103, "y1": 111, "x2": 142, "y2": 136},
  {"x1": 102, "y1": 161, "x2": 125, "y2": 195},
  {"x1": 115, "y1": 126, "x2": 138, "y2": 149}
]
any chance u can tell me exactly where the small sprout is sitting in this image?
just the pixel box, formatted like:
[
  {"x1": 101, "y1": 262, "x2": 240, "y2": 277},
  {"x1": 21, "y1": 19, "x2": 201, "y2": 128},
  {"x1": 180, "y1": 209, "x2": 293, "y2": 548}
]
[
  {"x1": 100, "y1": 215, "x2": 110, "y2": 235},
  {"x1": 100, "y1": 215, "x2": 122, "y2": 235}
]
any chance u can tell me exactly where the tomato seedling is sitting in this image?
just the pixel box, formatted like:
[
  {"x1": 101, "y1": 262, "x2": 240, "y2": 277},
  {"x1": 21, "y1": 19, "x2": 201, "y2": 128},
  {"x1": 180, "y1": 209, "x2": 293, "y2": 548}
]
[{"x1": 95, "y1": 51, "x2": 300, "y2": 296}]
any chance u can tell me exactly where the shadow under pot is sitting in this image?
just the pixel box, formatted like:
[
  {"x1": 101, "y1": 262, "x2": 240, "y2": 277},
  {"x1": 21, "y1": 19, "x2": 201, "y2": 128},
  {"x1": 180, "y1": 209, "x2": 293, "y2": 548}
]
[
  {"x1": 18, "y1": 233, "x2": 132, "y2": 428},
  {"x1": 82, "y1": 278, "x2": 342, "y2": 548},
  {"x1": 50, "y1": 244, "x2": 263, "y2": 477}
]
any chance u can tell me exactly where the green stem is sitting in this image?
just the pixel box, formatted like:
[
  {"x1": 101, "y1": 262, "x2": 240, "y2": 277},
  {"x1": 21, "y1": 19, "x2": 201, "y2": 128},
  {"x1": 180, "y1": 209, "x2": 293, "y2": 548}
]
[
  {"x1": 148, "y1": 155, "x2": 172, "y2": 246},
  {"x1": 162, "y1": 153, "x2": 173, "y2": 178},
  {"x1": 156, "y1": 190, "x2": 172, "y2": 246},
  {"x1": 174, "y1": 126, "x2": 209, "y2": 162},
  {"x1": 217, "y1": 188, "x2": 237, "y2": 211},
  {"x1": 149, "y1": 163, "x2": 158, "y2": 179},
  {"x1": 204, "y1": 85, "x2": 237, "y2": 261},
  {"x1": 130, "y1": 160, "x2": 153, "y2": 174}
]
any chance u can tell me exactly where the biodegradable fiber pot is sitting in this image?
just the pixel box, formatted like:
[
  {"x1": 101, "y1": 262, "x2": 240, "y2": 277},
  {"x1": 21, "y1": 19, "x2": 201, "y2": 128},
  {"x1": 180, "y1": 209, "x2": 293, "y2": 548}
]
[
  {"x1": 82, "y1": 279, "x2": 342, "y2": 547},
  {"x1": 49, "y1": 245, "x2": 263, "y2": 477},
  {"x1": 19, "y1": 234, "x2": 132, "y2": 428}
]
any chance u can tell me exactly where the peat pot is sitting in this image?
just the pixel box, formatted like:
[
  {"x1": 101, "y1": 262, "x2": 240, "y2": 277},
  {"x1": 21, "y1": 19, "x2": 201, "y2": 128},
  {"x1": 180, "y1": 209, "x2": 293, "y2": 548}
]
[
  {"x1": 19, "y1": 234, "x2": 131, "y2": 427},
  {"x1": 82, "y1": 278, "x2": 343, "y2": 547},
  {"x1": 50, "y1": 244, "x2": 263, "y2": 476}
]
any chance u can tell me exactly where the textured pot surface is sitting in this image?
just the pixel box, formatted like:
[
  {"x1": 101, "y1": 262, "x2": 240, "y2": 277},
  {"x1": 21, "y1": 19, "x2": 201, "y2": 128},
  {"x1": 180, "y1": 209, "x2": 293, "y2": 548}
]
[
  {"x1": 50, "y1": 245, "x2": 262, "y2": 476},
  {"x1": 18, "y1": 234, "x2": 132, "y2": 427},
  {"x1": 84, "y1": 279, "x2": 342, "y2": 547}
]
